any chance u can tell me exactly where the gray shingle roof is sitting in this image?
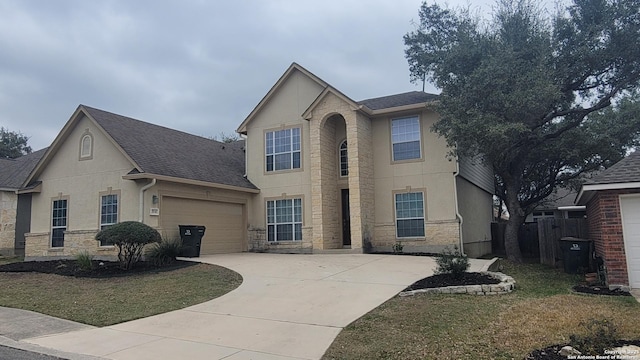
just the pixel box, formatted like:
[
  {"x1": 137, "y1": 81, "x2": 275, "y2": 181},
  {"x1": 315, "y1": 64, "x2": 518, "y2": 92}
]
[
  {"x1": 82, "y1": 106, "x2": 256, "y2": 190},
  {"x1": 0, "y1": 148, "x2": 48, "y2": 189},
  {"x1": 585, "y1": 150, "x2": 640, "y2": 185},
  {"x1": 358, "y1": 91, "x2": 438, "y2": 111}
]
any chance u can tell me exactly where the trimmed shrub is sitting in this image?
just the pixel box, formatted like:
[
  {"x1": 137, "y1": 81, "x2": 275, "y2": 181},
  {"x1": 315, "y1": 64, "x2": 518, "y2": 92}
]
[
  {"x1": 146, "y1": 238, "x2": 183, "y2": 266},
  {"x1": 95, "y1": 221, "x2": 161, "y2": 270},
  {"x1": 75, "y1": 251, "x2": 94, "y2": 271},
  {"x1": 434, "y1": 245, "x2": 470, "y2": 280}
]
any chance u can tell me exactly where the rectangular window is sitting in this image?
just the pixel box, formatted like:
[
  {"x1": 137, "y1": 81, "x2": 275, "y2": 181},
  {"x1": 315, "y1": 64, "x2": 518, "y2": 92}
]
[
  {"x1": 99, "y1": 194, "x2": 118, "y2": 245},
  {"x1": 51, "y1": 199, "x2": 68, "y2": 247},
  {"x1": 395, "y1": 192, "x2": 425, "y2": 238},
  {"x1": 267, "y1": 198, "x2": 302, "y2": 241},
  {"x1": 391, "y1": 116, "x2": 421, "y2": 161},
  {"x1": 266, "y1": 127, "x2": 301, "y2": 172}
]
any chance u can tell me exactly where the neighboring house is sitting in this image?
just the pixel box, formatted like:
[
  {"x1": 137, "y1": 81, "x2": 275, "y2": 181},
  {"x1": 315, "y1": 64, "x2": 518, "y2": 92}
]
[
  {"x1": 237, "y1": 63, "x2": 494, "y2": 257},
  {"x1": 525, "y1": 187, "x2": 586, "y2": 222},
  {"x1": 21, "y1": 105, "x2": 257, "y2": 259},
  {"x1": 576, "y1": 150, "x2": 640, "y2": 289},
  {"x1": 0, "y1": 149, "x2": 47, "y2": 256}
]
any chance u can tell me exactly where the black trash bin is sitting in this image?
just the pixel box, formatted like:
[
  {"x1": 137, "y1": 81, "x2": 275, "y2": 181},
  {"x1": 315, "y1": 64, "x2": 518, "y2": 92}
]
[
  {"x1": 559, "y1": 237, "x2": 591, "y2": 274},
  {"x1": 179, "y1": 225, "x2": 206, "y2": 257}
]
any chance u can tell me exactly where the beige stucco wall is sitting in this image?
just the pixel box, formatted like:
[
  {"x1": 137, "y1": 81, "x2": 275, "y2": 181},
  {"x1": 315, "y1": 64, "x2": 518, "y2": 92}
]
[
  {"x1": 244, "y1": 70, "x2": 324, "y2": 251},
  {"x1": 26, "y1": 115, "x2": 146, "y2": 258},
  {"x1": 457, "y1": 176, "x2": 493, "y2": 257},
  {"x1": 370, "y1": 108, "x2": 460, "y2": 252},
  {"x1": 0, "y1": 191, "x2": 17, "y2": 256}
]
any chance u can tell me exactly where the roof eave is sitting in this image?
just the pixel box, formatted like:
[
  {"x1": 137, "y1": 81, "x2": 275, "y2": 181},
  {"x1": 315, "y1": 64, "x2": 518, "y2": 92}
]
[
  {"x1": 369, "y1": 100, "x2": 436, "y2": 116},
  {"x1": 576, "y1": 181, "x2": 640, "y2": 205},
  {"x1": 122, "y1": 173, "x2": 260, "y2": 194},
  {"x1": 301, "y1": 87, "x2": 372, "y2": 120}
]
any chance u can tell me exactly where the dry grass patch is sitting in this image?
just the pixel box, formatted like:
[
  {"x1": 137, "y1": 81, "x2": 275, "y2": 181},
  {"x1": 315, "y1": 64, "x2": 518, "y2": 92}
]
[
  {"x1": 323, "y1": 259, "x2": 640, "y2": 360},
  {"x1": 0, "y1": 263, "x2": 241, "y2": 326}
]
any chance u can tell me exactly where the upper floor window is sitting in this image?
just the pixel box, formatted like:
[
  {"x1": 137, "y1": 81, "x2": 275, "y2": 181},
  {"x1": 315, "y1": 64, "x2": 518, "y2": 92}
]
[
  {"x1": 339, "y1": 140, "x2": 348, "y2": 177},
  {"x1": 391, "y1": 116, "x2": 421, "y2": 161},
  {"x1": 266, "y1": 198, "x2": 303, "y2": 241},
  {"x1": 51, "y1": 199, "x2": 68, "y2": 248},
  {"x1": 266, "y1": 127, "x2": 301, "y2": 172},
  {"x1": 79, "y1": 130, "x2": 93, "y2": 160},
  {"x1": 395, "y1": 192, "x2": 425, "y2": 238}
]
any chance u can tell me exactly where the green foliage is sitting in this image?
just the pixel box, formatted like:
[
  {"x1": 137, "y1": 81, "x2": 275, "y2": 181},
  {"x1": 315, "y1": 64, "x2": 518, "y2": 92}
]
[
  {"x1": 570, "y1": 317, "x2": 619, "y2": 355},
  {"x1": 146, "y1": 238, "x2": 183, "y2": 266},
  {"x1": 95, "y1": 221, "x2": 161, "y2": 270},
  {"x1": 74, "y1": 251, "x2": 94, "y2": 271},
  {"x1": 392, "y1": 242, "x2": 404, "y2": 254},
  {"x1": 404, "y1": 0, "x2": 640, "y2": 262},
  {"x1": 0, "y1": 127, "x2": 32, "y2": 159},
  {"x1": 434, "y1": 246, "x2": 470, "y2": 280}
]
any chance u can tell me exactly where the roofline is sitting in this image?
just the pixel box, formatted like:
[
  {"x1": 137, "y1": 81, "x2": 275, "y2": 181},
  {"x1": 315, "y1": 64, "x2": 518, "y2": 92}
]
[
  {"x1": 0, "y1": 187, "x2": 18, "y2": 192},
  {"x1": 369, "y1": 101, "x2": 437, "y2": 116},
  {"x1": 301, "y1": 86, "x2": 369, "y2": 120},
  {"x1": 237, "y1": 63, "x2": 328, "y2": 134},
  {"x1": 122, "y1": 173, "x2": 260, "y2": 194},
  {"x1": 557, "y1": 205, "x2": 586, "y2": 211},
  {"x1": 16, "y1": 182, "x2": 42, "y2": 194},
  {"x1": 576, "y1": 181, "x2": 640, "y2": 204},
  {"x1": 23, "y1": 105, "x2": 142, "y2": 186}
]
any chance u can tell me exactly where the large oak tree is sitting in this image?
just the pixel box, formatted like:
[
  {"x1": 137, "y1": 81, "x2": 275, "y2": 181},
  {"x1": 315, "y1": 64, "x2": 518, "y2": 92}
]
[
  {"x1": 405, "y1": 0, "x2": 640, "y2": 262},
  {"x1": 0, "y1": 127, "x2": 32, "y2": 159}
]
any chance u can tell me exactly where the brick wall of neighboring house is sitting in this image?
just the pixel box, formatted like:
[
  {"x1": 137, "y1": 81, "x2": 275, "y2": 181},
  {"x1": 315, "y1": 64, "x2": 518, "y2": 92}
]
[
  {"x1": 0, "y1": 191, "x2": 18, "y2": 256},
  {"x1": 586, "y1": 189, "x2": 640, "y2": 287}
]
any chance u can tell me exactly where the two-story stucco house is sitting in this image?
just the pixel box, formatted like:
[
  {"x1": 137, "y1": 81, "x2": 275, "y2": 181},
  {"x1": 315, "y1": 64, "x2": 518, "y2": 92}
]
[
  {"x1": 10, "y1": 62, "x2": 493, "y2": 259},
  {"x1": 238, "y1": 63, "x2": 494, "y2": 257}
]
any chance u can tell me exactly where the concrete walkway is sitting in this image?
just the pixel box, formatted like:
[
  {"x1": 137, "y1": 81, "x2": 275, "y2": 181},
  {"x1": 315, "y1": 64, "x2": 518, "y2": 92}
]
[{"x1": 20, "y1": 253, "x2": 491, "y2": 360}]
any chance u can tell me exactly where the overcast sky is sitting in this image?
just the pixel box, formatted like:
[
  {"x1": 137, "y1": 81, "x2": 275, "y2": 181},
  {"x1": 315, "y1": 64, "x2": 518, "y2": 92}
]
[{"x1": 0, "y1": 0, "x2": 511, "y2": 150}]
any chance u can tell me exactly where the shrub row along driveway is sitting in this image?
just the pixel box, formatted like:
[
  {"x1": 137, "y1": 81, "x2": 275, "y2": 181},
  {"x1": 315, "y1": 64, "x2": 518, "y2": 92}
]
[{"x1": 25, "y1": 253, "x2": 491, "y2": 360}]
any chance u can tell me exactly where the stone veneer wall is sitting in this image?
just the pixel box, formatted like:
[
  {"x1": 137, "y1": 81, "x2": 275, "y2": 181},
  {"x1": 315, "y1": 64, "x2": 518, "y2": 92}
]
[
  {"x1": 348, "y1": 112, "x2": 375, "y2": 250},
  {"x1": 586, "y1": 189, "x2": 640, "y2": 288},
  {"x1": 0, "y1": 192, "x2": 18, "y2": 256},
  {"x1": 248, "y1": 226, "x2": 313, "y2": 253},
  {"x1": 372, "y1": 220, "x2": 460, "y2": 252},
  {"x1": 25, "y1": 230, "x2": 118, "y2": 260}
]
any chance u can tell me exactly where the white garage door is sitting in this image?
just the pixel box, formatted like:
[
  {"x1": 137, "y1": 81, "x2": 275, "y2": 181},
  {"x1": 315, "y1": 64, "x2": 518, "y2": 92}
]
[
  {"x1": 161, "y1": 197, "x2": 245, "y2": 255},
  {"x1": 620, "y1": 195, "x2": 640, "y2": 289}
]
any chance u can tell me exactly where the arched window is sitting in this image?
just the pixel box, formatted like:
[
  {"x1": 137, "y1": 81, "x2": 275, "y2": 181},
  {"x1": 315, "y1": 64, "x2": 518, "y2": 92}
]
[
  {"x1": 339, "y1": 140, "x2": 348, "y2": 177},
  {"x1": 79, "y1": 131, "x2": 93, "y2": 160}
]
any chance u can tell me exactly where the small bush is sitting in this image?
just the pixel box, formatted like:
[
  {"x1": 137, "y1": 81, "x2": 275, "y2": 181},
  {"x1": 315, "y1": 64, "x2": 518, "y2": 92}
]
[
  {"x1": 75, "y1": 251, "x2": 94, "y2": 271},
  {"x1": 434, "y1": 245, "x2": 470, "y2": 280},
  {"x1": 570, "y1": 317, "x2": 619, "y2": 355},
  {"x1": 392, "y1": 242, "x2": 404, "y2": 254},
  {"x1": 95, "y1": 221, "x2": 161, "y2": 270},
  {"x1": 146, "y1": 238, "x2": 183, "y2": 266}
]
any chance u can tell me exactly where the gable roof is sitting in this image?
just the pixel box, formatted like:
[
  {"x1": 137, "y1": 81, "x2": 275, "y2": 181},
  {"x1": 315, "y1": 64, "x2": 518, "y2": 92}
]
[
  {"x1": 0, "y1": 148, "x2": 47, "y2": 191},
  {"x1": 576, "y1": 150, "x2": 640, "y2": 204},
  {"x1": 358, "y1": 91, "x2": 439, "y2": 111},
  {"x1": 26, "y1": 105, "x2": 257, "y2": 192}
]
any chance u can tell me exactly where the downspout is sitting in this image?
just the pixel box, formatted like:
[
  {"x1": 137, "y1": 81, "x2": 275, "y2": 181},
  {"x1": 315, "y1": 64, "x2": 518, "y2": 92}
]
[
  {"x1": 139, "y1": 179, "x2": 156, "y2": 223},
  {"x1": 453, "y1": 159, "x2": 465, "y2": 255}
]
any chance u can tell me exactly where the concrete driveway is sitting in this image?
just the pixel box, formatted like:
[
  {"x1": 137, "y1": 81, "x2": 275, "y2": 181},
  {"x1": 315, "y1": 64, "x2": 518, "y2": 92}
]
[{"x1": 25, "y1": 253, "x2": 491, "y2": 360}]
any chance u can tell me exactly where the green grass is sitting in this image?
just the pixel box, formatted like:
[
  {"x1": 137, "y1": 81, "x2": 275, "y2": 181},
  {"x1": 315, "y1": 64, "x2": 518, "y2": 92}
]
[
  {"x1": 323, "y1": 259, "x2": 640, "y2": 360},
  {"x1": 0, "y1": 263, "x2": 242, "y2": 326},
  {"x1": 0, "y1": 256, "x2": 22, "y2": 265}
]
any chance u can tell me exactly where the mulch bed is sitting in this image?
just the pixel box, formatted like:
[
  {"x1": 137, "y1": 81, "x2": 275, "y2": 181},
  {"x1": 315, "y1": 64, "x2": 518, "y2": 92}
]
[
  {"x1": 0, "y1": 259, "x2": 196, "y2": 278},
  {"x1": 525, "y1": 340, "x2": 640, "y2": 359},
  {"x1": 404, "y1": 272, "x2": 500, "y2": 291},
  {"x1": 572, "y1": 284, "x2": 632, "y2": 297}
]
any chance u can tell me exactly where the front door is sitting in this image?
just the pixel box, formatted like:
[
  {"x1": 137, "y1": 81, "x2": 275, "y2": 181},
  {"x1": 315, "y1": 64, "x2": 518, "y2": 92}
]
[{"x1": 341, "y1": 189, "x2": 351, "y2": 246}]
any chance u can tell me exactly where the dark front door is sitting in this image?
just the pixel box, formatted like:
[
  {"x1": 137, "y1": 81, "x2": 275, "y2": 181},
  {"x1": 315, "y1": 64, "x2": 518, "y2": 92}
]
[{"x1": 341, "y1": 189, "x2": 351, "y2": 246}]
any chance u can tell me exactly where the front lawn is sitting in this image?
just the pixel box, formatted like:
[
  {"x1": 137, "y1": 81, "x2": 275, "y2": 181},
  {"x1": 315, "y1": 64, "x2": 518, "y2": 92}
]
[
  {"x1": 0, "y1": 261, "x2": 242, "y2": 326},
  {"x1": 323, "y1": 260, "x2": 640, "y2": 360}
]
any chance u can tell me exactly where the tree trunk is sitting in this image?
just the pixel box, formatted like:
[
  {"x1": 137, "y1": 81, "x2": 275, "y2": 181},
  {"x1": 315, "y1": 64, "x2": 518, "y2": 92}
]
[{"x1": 504, "y1": 183, "x2": 524, "y2": 263}]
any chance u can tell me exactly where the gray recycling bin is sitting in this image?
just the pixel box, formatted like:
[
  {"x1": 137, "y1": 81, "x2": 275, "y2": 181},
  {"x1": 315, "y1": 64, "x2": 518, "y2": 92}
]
[
  {"x1": 559, "y1": 237, "x2": 591, "y2": 274},
  {"x1": 179, "y1": 225, "x2": 206, "y2": 257}
]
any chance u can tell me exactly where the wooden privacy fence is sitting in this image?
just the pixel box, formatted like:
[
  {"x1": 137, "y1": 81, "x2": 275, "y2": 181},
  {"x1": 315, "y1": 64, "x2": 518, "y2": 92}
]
[
  {"x1": 538, "y1": 218, "x2": 588, "y2": 267},
  {"x1": 491, "y1": 218, "x2": 588, "y2": 267}
]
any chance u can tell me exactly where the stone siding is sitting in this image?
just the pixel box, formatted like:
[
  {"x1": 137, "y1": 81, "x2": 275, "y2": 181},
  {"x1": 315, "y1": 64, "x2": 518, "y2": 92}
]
[
  {"x1": 25, "y1": 230, "x2": 118, "y2": 260},
  {"x1": 248, "y1": 226, "x2": 313, "y2": 253},
  {"x1": 372, "y1": 220, "x2": 460, "y2": 253},
  {"x1": 0, "y1": 192, "x2": 18, "y2": 256}
]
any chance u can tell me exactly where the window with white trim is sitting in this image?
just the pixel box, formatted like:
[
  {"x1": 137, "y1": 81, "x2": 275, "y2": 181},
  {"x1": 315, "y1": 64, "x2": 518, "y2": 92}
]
[
  {"x1": 51, "y1": 199, "x2": 68, "y2": 247},
  {"x1": 267, "y1": 198, "x2": 302, "y2": 241},
  {"x1": 266, "y1": 128, "x2": 301, "y2": 171},
  {"x1": 391, "y1": 116, "x2": 421, "y2": 161},
  {"x1": 339, "y1": 140, "x2": 348, "y2": 176},
  {"x1": 395, "y1": 192, "x2": 425, "y2": 238}
]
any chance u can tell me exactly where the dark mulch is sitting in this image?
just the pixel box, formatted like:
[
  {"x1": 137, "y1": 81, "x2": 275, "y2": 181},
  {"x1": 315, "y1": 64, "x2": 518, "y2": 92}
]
[
  {"x1": 525, "y1": 340, "x2": 640, "y2": 359},
  {"x1": 404, "y1": 272, "x2": 500, "y2": 291},
  {"x1": 0, "y1": 259, "x2": 196, "y2": 278},
  {"x1": 572, "y1": 284, "x2": 632, "y2": 297}
]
